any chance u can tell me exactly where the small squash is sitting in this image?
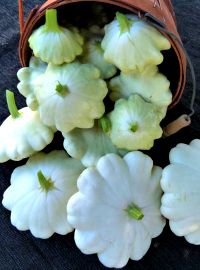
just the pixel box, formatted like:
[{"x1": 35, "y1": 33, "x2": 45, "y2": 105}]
[
  {"x1": 2, "y1": 151, "x2": 84, "y2": 239},
  {"x1": 67, "y1": 151, "x2": 165, "y2": 268}
]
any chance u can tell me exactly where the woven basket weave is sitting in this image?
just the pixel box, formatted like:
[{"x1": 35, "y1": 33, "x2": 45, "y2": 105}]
[{"x1": 18, "y1": 0, "x2": 187, "y2": 108}]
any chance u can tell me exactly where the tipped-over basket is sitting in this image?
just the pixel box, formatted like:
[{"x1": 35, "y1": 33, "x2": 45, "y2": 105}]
[{"x1": 18, "y1": 0, "x2": 187, "y2": 109}]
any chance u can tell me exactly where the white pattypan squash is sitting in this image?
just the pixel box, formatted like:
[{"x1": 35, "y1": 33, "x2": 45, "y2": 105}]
[
  {"x1": 109, "y1": 66, "x2": 172, "y2": 112},
  {"x1": 63, "y1": 123, "x2": 120, "y2": 167},
  {"x1": 2, "y1": 151, "x2": 84, "y2": 239},
  {"x1": 101, "y1": 12, "x2": 171, "y2": 73},
  {"x1": 29, "y1": 9, "x2": 83, "y2": 65},
  {"x1": 17, "y1": 56, "x2": 47, "y2": 110},
  {"x1": 161, "y1": 139, "x2": 200, "y2": 245},
  {"x1": 105, "y1": 94, "x2": 163, "y2": 151},
  {"x1": 67, "y1": 151, "x2": 165, "y2": 268},
  {"x1": 80, "y1": 38, "x2": 117, "y2": 79},
  {"x1": 34, "y1": 62, "x2": 108, "y2": 133},
  {"x1": 0, "y1": 91, "x2": 54, "y2": 163}
]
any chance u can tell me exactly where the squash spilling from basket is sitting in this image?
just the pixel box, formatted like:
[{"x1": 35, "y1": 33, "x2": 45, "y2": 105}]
[{"x1": 1, "y1": 6, "x2": 199, "y2": 269}]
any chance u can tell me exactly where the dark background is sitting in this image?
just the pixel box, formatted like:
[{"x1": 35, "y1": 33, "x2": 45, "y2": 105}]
[{"x1": 0, "y1": 1, "x2": 200, "y2": 269}]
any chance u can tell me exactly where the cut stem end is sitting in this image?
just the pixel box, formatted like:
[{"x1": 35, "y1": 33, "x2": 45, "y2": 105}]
[
  {"x1": 125, "y1": 203, "x2": 144, "y2": 220},
  {"x1": 37, "y1": 170, "x2": 55, "y2": 193},
  {"x1": 55, "y1": 81, "x2": 69, "y2": 97},
  {"x1": 6, "y1": 90, "x2": 20, "y2": 119},
  {"x1": 130, "y1": 123, "x2": 138, "y2": 133}
]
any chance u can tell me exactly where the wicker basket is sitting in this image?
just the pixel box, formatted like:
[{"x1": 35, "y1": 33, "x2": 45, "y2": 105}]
[{"x1": 18, "y1": 0, "x2": 187, "y2": 109}]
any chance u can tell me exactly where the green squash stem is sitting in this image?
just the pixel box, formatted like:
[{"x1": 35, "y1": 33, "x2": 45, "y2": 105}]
[
  {"x1": 44, "y1": 9, "x2": 61, "y2": 32},
  {"x1": 6, "y1": 90, "x2": 20, "y2": 119},
  {"x1": 37, "y1": 170, "x2": 55, "y2": 192},
  {"x1": 55, "y1": 81, "x2": 69, "y2": 97},
  {"x1": 130, "y1": 123, "x2": 138, "y2": 132},
  {"x1": 116, "y1": 12, "x2": 132, "y2": 34},
  {"x1": 125, "y1": 203, "x2": 144, "y2": 220},
  {"x1": 100, "y1": 117, "x2": 111, "y2": 133}
]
